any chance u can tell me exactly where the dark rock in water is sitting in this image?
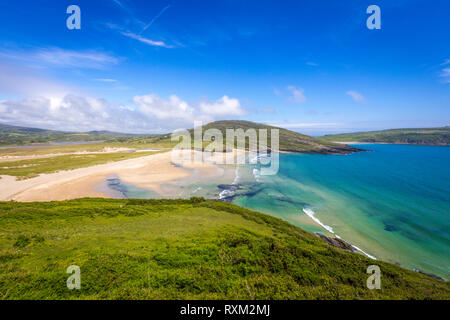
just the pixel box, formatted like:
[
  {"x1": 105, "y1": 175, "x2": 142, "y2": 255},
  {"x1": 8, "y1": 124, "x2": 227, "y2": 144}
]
[
  {"x1": 413, "y1": 268, "x2": 445, "y2": 281},
  {"x1": 315, "y1": 234, "x2": 357, "y2": 253},
  {"x1": 383, "y1": 224, "x2": 399, "y2": 232},
  {"x1": 217, "y1": 184, "x2": 241, "y2": 191}
]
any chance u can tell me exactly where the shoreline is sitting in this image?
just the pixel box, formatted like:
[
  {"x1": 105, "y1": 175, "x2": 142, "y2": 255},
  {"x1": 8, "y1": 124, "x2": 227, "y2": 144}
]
[{"x1": 0, "y1": 150, "x2": 239, "y2": 202}]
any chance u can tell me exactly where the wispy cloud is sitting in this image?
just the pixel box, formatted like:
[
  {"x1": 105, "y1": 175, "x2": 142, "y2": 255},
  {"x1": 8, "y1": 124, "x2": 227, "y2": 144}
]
[
  {"x1": 440, "y1": 59, "x2": 450, "y2": 83},
  {"x1": 0, "y1": 47, "x2": 119, "y2": 69},
  {"x1": 94, "y1": 78, "x2": 118, "y2": 83},
  {"x1": 306, "y1": 62, "x2": 318, "y2": 66},
  {"x1": 141, "y1": 5, "x2": 171, "y2": 34},
  {"x1": 121, "y1": 32, "x2": 172, "y2": 48},
  {"x1": 346, "y1": 90, "x2": 365, "y2": 103},
  {"x1": 287, "y1": 85, "x2": 306, "y2": 103}
]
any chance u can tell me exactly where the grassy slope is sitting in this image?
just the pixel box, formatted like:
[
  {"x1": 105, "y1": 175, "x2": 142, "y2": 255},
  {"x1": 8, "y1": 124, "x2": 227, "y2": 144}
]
[
  {"x1": 0, "y1": 121, "x2": 360, "y2": 154},
  {"x1": 0, "y1": 151, "x2": 162, "y2": 179},
  {"x1": 319, "y1": 127, "x2": 450, "y2": 145},
  {"x1": 0, "y1": 123, "x2": 153, "y2": 146},
  {"x1": 0, "y1": 198, "x2": 448, "y2": 300},
  {"x1": 160, "y1": 120, "x2": 361, "y2": 154}
]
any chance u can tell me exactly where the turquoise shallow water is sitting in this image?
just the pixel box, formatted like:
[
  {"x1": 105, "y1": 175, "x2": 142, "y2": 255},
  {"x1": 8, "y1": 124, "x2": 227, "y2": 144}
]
[
  {"x1": 99, "y1": 145, "x2": 450, "y2": 279},
  {"x1": 233, "y1": 145, "x2": 450, "y2": 279}
]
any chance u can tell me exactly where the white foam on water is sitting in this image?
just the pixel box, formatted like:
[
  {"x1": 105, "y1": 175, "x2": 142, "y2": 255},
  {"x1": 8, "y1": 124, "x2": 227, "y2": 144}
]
[
  {"x1": 350, "y1": 244, "x2": 377, "y2": 260},
  {"x1": 302, "y1": 208, "x2": 376, "y2": 260},
  {"x1": 219, "y1": 189, "x2": 234, "y2": 200},
  {"x1": 253, "y1": 168, "x2": 262, "y2": 183},
  {"x1": 302, "y1": 208, "x2": 334, "y2": 234},
  {"x1": 232, "y1": 166, "x2": 240, "y2": 185}
]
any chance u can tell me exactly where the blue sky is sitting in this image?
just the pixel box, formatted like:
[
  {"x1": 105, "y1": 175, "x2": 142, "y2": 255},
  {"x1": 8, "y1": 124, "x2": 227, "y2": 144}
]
[{"x1": 0, "y1": 0, "x2": 449, "y2": 134}]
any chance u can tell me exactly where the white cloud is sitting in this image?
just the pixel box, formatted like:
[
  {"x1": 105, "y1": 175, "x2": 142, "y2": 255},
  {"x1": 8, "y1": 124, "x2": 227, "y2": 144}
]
[
  {"x1": 199, "y1": 95, "x2": 246, "y2": 116},
  {"x1": 0, "y1": 85, "x2": 246, "y2": 132},
  {"x1": 134, "y1": 94, "x2": 196, "y2": 121},
  {"x1": 346, "y1": 90, "x2": 365, "y2": 103},
  {"x1": 287, "y1": 86, "x2": 306, "y2": 103},
  {"x1": 121, "y1": 32, "x2": 171, "y2": 48},
  {"x1": 306, "y1": 62, "x2": 318, "y2": 66}
]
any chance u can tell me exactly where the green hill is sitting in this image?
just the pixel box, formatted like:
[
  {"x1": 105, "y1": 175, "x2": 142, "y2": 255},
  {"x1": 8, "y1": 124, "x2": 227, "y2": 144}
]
[
  {"x1": 0, "y1": 123, "x2": 149, "y2": 146},
  {"x1": 319, "y1": 127, "x2": 450, "y2": 145},
  {"x1": 0, "y1": 121, "x2": 361, "y2": 154},
  {"x1": 160, "y1": 120, "x2": 362, "y2": 154},
  {"x1": 0, "y1": 198, "x2": 448, "y2": 300}
]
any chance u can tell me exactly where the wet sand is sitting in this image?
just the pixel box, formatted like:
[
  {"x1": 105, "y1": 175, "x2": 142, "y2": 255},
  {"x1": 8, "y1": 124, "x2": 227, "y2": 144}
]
[{"x1": 0, "y1": 150, "x2": 225, "y2": 202}]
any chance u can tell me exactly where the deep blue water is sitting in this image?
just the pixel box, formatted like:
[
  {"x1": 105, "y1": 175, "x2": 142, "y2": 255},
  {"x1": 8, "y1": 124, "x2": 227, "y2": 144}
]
[{"x1": 234, "y1": 144, "x2": 450, "y2": 279}]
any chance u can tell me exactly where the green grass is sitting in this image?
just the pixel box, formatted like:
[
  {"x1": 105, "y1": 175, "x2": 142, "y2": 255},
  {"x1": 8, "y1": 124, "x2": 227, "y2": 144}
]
[
  {"x1": 0, "y1": 121, "x2": 360, "y2": 154},
  {"x1": 158, "y1": 120, "x2": 360, "y2": 154},
  {"x1": 0, "y1": 151, "x2": 163, "y2": 179},
  {"x1": 319, "y1": 127, "x2": 450, "y2": 145},
  {"x1": 0, "y1": 198, "x2": 448, "y2": 300},
  {"x1": 0, "y1": 123, "x2": 154, "y2": 146}
]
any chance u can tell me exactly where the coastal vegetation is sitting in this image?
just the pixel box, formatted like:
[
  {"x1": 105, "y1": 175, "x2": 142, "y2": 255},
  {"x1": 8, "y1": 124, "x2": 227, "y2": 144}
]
[
  {"x1": 0, "y1": 123, "x2": 152, "y2": 146},
  {"x1": 0, "y1": 198, "x2": 448, "y2": 300},
  {"x1": 0, "y1": 150, "x2": 162, "y2": 179},
  {"x1": 0, "y1": 121, "x2": 361, "y2": 154},
  {"x1": 319, "y1": 127, "x2": 450, "y2": 145},
  {"x1": 175, "y1": 120, "x2": 360, "y2": 154}
]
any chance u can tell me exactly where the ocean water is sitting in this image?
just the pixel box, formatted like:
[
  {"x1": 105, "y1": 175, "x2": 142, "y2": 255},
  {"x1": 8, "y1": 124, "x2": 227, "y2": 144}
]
[
  {"x1": 98, "y1": 145, "x2": 450, "y2": 279},
  {"x1": 233, "y1": 145, "x2": 450, "y2": 280}
]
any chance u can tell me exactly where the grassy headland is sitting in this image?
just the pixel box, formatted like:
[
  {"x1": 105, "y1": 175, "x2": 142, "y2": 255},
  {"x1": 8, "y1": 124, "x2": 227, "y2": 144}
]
[
  {"x1": 157, "y1": 120, "x2": 362, "y2": 154},
  {"x1": 0, "y1": 198, "x2": 448, "y2": 300},
  {"x1": 0, "y1": 121, "x2": 361, "y2": 154},
  {"x1": 319, "y1": 127, "x2": 450, "y2": 145}
]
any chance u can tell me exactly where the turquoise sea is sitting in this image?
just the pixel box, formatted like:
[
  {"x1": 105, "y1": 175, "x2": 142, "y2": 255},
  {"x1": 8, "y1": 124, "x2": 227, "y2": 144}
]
[
  {"x1": 101, "y1": 144, "x2": 450, "y2": 280},
  {"x1": 233, "y1": 144, "x2": 450, "y2": 280}
]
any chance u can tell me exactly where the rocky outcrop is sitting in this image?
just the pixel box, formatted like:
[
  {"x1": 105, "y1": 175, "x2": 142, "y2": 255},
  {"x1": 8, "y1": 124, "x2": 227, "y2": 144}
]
[{"x1": 315, "y1": 233, "x2": 358, "y2": 253}]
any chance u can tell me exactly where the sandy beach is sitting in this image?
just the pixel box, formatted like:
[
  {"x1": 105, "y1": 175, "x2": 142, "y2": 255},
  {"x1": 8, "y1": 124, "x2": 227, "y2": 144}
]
[{"x1": 0, "y1": 150, "x2": 224, "y2": 202}]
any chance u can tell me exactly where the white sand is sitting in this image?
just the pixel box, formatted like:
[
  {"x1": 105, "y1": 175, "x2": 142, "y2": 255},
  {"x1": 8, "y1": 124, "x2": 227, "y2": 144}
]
[{"x1": 0, "y1": 150, "x2": 220, "y2": 202}]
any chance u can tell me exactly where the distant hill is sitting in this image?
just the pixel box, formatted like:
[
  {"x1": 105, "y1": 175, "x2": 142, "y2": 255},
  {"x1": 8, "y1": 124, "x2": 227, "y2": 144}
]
[
  {"x1": 0, "y1": 123, "x2": 151, "y2": 146},
  {"x1": 159, "y1": 120, "x2": 362, "y2": 154},
  {"x1": 319, "y1": 127, "x2": 450, "y2": 145},
  {"x1": 0, "y1": 121, "x2": 362, "y2": 154}
]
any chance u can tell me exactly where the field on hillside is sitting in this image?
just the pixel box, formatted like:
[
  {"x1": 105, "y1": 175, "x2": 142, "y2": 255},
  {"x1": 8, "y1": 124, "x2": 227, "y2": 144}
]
[
  {"x1": 0, "y1": 198, "x2": 448, "y2": 300},
  {"x1": 0, "y1": 150, "x2": 163, "y2": 180},
  {"x1": 319, "y1": 127, "x2": 450, "y2": 145}
]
